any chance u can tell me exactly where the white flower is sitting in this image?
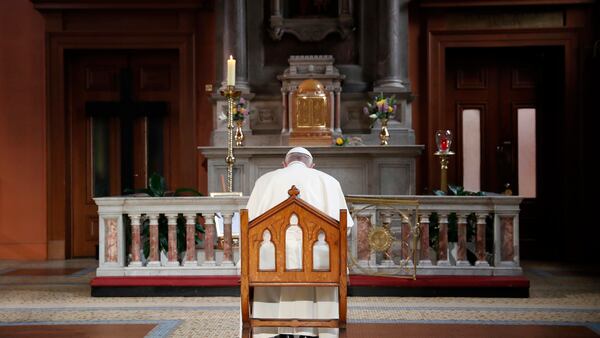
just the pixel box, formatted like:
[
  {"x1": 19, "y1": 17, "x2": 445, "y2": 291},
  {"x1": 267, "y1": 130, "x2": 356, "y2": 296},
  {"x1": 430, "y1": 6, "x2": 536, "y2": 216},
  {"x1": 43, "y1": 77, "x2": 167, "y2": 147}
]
[
  {"x1": 369, "y1": 114, "x2": 377, "y2": 119},
  {"x1": 218, "y1": 112, "x2": 227, "y2": 121}
]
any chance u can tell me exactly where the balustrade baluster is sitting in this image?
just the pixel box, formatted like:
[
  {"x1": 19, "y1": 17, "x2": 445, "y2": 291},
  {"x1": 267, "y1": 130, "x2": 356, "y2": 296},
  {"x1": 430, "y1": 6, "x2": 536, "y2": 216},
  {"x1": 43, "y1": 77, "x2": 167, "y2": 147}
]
[
  {"x1": 129, "y1": 214, "x2": 142, "y2": 267},
  {"x1": 165, "y1": 214, "x2": 179, "y2": 266},
  {"x1": 222, "y1": 213, "x2": 234, "y2": 266},
  {"x1": 381, "y1": 211, "x2": 395, "y2": 266},
  {"x1": 203, "y1": 213, "x2": 216, "y2": 266},
  {"x1": 147, "y1": 214, "x2": 160, "y2": 267},
  {"x1": 475, "y1": 214, "x2": 489, "y2": 267},
  {"x1": 400, "y1": 214, "x2": 411, "y2": 265},
  {"x1": 437, "y1": 214, "x2": 450, "y2": 266},
  {"x1": 184, "y1": 213, "x2": 198, "y2": 266},
  {"x1": 456, "y1": 214, "x2": 470, "y2": 266},
  {"x1": 418, "y1": 214, "x2": 432, "y2": 266}
]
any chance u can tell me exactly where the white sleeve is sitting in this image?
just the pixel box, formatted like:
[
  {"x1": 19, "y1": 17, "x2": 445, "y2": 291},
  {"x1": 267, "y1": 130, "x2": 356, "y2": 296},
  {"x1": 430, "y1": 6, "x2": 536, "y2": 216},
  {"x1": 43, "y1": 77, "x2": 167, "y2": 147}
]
[{"x1": 337, "y1": 182, "x2": 354, "y2": 228}]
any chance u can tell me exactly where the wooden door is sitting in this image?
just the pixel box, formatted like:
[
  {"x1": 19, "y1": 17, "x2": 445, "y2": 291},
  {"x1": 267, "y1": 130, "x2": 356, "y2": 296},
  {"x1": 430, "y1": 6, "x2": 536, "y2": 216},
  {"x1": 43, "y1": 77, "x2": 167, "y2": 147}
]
[
  {"x1": 445, "y1": 47, "x2": 564, "y2": 259},
  {"x1": 67, "y1": 50, "x2": 178, "y2": 257}
]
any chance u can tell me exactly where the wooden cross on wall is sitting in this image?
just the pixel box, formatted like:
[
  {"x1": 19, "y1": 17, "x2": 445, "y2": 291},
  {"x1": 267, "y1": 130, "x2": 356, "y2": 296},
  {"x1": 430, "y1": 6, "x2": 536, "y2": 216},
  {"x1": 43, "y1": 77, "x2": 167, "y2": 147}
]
[
  {"x1": 85, "y1": 68, "x2": 168, "y2": 192},
  {"x1": 85, "y1": 68, "x2": 168, "y2": 118}
]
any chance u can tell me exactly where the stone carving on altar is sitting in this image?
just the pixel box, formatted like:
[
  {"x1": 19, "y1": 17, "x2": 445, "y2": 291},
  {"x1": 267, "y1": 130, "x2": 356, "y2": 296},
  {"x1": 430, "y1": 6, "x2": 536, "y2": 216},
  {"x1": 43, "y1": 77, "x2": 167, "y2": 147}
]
[{"x1": 279, "y1": 55, "x2": 345, "y2": 146}]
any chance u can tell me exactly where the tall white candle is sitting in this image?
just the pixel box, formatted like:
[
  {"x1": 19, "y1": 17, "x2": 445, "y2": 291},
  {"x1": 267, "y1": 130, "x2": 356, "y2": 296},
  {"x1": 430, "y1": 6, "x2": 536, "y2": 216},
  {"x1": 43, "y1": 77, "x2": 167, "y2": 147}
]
[{"x1": 227, "y1": 55, "x2": 236, "y2": 86}]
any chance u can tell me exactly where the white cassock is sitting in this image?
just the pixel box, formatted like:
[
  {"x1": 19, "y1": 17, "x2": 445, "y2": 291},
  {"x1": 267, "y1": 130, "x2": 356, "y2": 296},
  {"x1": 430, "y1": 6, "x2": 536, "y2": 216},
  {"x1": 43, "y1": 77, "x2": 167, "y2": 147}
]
[{"x1": 245, "y1": 161, "x2": 354, "y2": 338}]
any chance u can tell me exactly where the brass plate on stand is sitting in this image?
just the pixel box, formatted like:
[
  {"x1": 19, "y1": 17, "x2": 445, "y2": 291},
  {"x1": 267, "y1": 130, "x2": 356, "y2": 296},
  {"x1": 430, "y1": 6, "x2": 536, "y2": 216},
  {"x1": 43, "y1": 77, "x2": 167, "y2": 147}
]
[{"x1": 368, "y1": 226, "x2": 394, "y2": 252}]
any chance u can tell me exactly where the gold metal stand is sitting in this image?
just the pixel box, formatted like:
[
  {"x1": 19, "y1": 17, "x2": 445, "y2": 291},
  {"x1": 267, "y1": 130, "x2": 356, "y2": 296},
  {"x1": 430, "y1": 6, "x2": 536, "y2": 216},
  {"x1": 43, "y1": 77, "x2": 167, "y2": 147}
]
[
  {"x1": 434, "y1": 150, "x2": 454, "y2": 193},
  {"x1": 220, "y1": 85, "x2": 241, "y2": 193}
]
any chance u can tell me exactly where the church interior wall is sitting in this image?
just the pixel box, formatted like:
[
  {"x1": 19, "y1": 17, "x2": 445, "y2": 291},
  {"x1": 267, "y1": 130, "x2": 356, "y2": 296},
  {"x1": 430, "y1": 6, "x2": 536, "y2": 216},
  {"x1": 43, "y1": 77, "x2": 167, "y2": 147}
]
[
  {"x1": 0, "y1": 0, "x2": 217, "y2": 260},
  {"x1": 195, "y1": 9, "x2": 217, "y2": 195},
  {"x1": 417, "y1": 0, "x2": 597, "y2": 261},
  {"x1": 0, "y1": 0, "x2": 47, "y2": 260},
  {"x1": 0, "y1": 0, "x2": 598, "y2": 261}
]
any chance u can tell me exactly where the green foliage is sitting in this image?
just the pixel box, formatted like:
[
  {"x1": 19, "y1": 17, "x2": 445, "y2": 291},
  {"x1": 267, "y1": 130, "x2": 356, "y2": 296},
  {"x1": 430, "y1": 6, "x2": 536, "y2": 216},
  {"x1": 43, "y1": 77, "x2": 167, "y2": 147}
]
[
  {"x1": 428, "y1": 211, "x2": 495, "y2": 263},
  {"x1": 433, "y1": 185, "x2": 486, "y2": 196},
  {"x1": 139, "y1": 215, "x2": 205, "y2": 259},
  {"x1": 428, "y1": 212, "x2": 477, "y2": 246},
  {"x1": 123, "y1": 172, "x2": 204, "y2": 262}
]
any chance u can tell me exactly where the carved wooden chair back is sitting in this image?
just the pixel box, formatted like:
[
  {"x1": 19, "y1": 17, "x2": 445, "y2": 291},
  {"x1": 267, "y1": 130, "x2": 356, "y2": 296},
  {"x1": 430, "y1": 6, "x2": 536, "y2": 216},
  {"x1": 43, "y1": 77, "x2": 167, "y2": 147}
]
[{"x1": 240, "y1": 185, "x2": 347, "y2": 333}]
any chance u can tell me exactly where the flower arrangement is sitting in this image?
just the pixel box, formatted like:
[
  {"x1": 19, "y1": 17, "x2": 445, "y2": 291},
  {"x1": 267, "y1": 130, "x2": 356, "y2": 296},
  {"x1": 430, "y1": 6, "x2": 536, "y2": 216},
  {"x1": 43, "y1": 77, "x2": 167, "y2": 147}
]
[
  {"x1": 333, "y1": 136, "x2": 363, "y2": 146},
  {"x1": 363, "y1": 93, "x2": 397, "y2": 126},
  {"x1": 233, "y1": 97, "x2": 251, "y2": 122},
  {"x1": 334, "y1": 136, "x2": 349, "y2": 146}
]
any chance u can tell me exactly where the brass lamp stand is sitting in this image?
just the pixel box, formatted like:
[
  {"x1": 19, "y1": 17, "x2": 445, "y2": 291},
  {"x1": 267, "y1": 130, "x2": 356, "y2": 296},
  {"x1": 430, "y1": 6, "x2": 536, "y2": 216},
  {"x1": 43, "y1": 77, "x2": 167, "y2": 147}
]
[
  {"x1": 434, "y1": 150, "x2": 455, "y2": 193},
  {"x1": 220, "y1": 85, "x2": 241, "y2": 193},
  {"x1": 434, "y1": 129, "x2": 454, "y2": 193}
]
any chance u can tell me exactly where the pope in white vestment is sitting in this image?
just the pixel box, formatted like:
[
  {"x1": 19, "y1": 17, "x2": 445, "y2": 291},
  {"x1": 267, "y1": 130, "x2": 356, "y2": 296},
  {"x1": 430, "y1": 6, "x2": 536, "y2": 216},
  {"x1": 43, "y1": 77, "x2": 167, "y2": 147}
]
[{"x1": 245, "y1": 147, "x2": 354, "y2": 338}]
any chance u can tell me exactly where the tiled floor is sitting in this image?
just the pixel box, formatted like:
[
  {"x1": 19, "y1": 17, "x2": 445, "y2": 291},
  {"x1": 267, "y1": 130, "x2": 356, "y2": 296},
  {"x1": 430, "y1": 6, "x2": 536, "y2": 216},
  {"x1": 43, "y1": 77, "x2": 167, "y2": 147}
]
[{"x1": 0, "y1": 260, "x2": 599, "y2": 337}]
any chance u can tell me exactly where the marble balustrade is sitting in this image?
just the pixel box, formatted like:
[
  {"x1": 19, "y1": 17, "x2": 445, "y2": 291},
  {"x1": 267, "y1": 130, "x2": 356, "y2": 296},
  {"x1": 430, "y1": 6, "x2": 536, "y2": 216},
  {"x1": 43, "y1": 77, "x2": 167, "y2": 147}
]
[{"x1": 95, "y1": 195, "x2": 522, "y2": 277}]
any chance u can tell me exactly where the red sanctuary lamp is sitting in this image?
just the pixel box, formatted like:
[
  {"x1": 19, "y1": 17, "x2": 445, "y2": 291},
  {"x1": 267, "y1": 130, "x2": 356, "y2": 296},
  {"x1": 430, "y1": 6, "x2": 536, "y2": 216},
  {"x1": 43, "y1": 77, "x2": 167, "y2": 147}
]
[{"x1": 434, "y1": 130, "x2": 455, "y2": 193}]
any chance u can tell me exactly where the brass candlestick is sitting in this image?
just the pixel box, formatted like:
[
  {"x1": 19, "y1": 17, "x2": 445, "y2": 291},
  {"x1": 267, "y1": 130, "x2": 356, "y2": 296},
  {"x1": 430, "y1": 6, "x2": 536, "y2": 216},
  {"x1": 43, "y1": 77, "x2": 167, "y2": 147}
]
[
  {"x1": 434, "y1": 150, "x2": 455, "y2": 193},
  {"x1": 220, "y1": 85, "x2": 241, "y2": 192}
]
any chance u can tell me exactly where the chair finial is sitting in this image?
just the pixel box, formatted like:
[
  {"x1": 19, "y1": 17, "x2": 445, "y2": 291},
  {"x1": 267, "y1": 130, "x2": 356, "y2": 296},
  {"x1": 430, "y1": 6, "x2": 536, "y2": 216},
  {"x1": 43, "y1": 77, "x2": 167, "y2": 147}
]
[{"x1": 288, "y1": 185, "x2": 300, "y2": 198}]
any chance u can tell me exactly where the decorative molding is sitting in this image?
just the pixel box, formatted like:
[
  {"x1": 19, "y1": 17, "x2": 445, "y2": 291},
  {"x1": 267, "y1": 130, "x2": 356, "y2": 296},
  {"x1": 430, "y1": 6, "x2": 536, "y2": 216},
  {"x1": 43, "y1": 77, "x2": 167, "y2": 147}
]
[
  {"x1": 31, "y1": 0, "x2": 214, "y2": 11},
  {"x1": 446, "y1": 10, "x2": 565, "y2": 30},
  {"x1": 456, "y1": 67, "x2": 487, "y2": 89},
  {"x1": 420, "y1": 0, "x2": 594, "y2": 8},
  {"x1": 269, "y1": 0, "x2": 354, "y2": 42}
]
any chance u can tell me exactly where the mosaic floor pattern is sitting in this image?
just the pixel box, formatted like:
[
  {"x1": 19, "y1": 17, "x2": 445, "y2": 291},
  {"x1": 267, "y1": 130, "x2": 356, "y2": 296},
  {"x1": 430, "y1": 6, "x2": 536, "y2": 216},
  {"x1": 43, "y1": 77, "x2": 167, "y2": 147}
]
[{"x1": 0, "y1": 260, "x2": 598, "y2": 337}]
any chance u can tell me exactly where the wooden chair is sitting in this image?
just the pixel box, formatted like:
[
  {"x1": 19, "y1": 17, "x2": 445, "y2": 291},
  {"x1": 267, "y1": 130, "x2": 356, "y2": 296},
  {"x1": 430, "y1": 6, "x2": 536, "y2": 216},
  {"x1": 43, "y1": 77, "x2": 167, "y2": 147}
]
[{"x1": 240, "y1": 185, "x2": 347, "y2": 336}]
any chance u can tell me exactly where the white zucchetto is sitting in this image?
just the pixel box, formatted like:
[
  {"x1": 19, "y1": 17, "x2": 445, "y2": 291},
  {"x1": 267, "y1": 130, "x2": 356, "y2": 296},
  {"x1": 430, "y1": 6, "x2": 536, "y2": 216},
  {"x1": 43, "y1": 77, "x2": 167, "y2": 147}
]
[{"x1": 286, "y1": 147, "x2": 312, "y2": 159}]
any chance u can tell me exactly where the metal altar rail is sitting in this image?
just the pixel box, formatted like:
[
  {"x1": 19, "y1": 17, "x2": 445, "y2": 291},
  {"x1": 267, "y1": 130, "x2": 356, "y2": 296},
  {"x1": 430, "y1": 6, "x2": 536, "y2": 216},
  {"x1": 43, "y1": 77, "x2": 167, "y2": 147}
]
[{"x1": 94, "y1": 195, "x2": 522, "y2": 277}]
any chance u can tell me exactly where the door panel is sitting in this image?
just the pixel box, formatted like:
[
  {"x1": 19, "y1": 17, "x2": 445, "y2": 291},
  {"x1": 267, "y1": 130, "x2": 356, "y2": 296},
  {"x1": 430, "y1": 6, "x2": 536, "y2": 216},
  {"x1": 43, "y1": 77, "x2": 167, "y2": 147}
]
[
  {"x1": 67, "y1": 50, "x2": 178, "y2": 258},
  {"x1": 445, "y1": 47, "x2": 563, "y2": 259},
  {"x1": 446, "y1": 48, "x2": 537, "y2": 194}
]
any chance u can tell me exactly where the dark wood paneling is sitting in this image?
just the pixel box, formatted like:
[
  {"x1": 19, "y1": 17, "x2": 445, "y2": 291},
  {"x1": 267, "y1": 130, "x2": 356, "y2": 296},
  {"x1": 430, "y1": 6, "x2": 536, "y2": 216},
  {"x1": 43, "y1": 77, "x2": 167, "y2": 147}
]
[
  {"x1": 511, "y1": 67, "x2": 536, "y2": 88},
  {"x1": 140, "y1": 66, "x2": 171, "y2": 91},
  {"x1": 63, "y1": 11, "x2": 180, "y2": 31},
  {"x1": 456, "y1": 66, "x2": 487, "y2": 89},
  {"x1": 85, "y1": 66, "x2": 119, "y2": 90},
  {"x1": 40, "y1": 4, "x2": 203, "y2": 257},
  {"x1": 32, "y1": 0, "x2": 214, "y2": 10},
  {"x1": 423, "y1": 3, "x2": 589, "y2": 260}
]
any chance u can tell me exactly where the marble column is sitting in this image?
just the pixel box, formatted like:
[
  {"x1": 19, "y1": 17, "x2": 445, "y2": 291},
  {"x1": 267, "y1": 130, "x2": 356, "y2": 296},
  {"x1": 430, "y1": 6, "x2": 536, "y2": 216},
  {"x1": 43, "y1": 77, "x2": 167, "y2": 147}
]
[
  {"x1": 373, "y1": 0, "x2": 409, "y2": 92},
  {"x1": 222, "y1": 213, "x2": 234, "y2": 266},
  {"x1": 381, "y1": 211, "x2": 394, "y2": 266},
  {"x1": 437, "y1": 214, "x2": 450, "y2": 266},
  {"x1": 400, "y1": 215, "x2": 410, "y2": 264},
  {"x1": 166, "y1": 214, "x2": 179, "y2": 267},
  {"x1": 203, "y1": 213, "x2": 216, "y2": 266},
  {"x1": 222, "y1": 0, "x2": 249, "y2": 92},
  {"x1": 335, "y1": 89, "x2": 342, "y2": 133},
  {"x1": 356, "y1": 215, "x2": 372, "y2": 266},
  {"x1": 475, "y1": 214, "x2": 490, "y2": 267},
  {"x1": 501, "y1": 216, "x2": 515, "y2": 262},
  {"x1": 129, "y1": 214, "x2": 142, "y2": 267},
  {"x1": 184, "y1": 213, "x2": 198, "y2": 267},
  {"x1": 456, "y1": 214, "x2": 470, "y2": 267},
  {"x1": 147, "y1": 214, "x2": 160, "y2": 267},
  {"x1": 419, "y1": 214, "x2": 432, "y2": 266}
]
